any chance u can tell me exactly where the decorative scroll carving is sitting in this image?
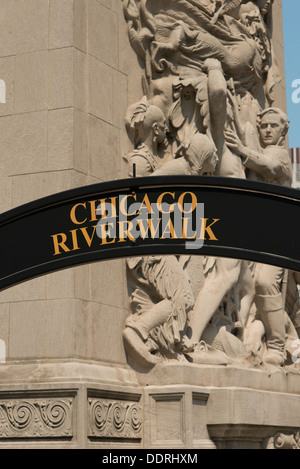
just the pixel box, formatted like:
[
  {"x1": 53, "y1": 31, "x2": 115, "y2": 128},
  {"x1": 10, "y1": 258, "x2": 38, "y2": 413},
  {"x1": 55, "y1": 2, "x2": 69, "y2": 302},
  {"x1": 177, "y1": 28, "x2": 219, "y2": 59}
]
[
  {"x1": 0, "y1": 398, "x2": 73, "y2": 439},
  {"x1": 88, "y1": 398, "x2": 142, "y2": 440},
  {"x1": 122, "y1": 0, "x2": 300, "y2": 369},
  {"x1": 265, "y1": 431, "x2": 300, "y2": 449}
]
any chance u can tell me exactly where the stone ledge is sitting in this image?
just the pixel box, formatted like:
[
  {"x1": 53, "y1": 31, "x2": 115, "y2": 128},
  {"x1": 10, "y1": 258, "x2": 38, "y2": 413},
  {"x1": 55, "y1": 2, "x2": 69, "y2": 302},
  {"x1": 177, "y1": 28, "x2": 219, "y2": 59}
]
[
  {"x1": 0, "y1": 360, "x2": 139, "y2": 389},
  {"x1": 135, "y1": 362, "x2": 300, "y2": 395}
]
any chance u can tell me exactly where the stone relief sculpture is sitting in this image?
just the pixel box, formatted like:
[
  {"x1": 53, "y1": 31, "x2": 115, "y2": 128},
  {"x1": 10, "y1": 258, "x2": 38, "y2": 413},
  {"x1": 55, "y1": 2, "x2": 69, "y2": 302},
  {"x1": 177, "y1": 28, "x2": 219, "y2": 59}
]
[
  {"x1": 265, "y1": 430, "x2": 300, "y2": 449},
  {"x1": 122, "y1": 0, "x2": 300, "y2": 369}
]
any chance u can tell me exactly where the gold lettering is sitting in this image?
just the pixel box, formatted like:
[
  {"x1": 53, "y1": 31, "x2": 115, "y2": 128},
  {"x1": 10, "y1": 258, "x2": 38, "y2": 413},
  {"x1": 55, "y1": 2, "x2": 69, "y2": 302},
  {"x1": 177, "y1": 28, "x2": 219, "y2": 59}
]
[
  {"x1": 80, "y1": 225, "x2": 97, "y2": 247},
  {"x1": 119, "y1": 194, "x2": 137, "y2": 217},
  {"x1": 161, "y1": 218, "x2": 177, "y2": 239},
  {"x1": 97, "y1": 222, "x2": 116, "y2": 245},
  {"x1": 140, "y1": 194, "x2": 153, "y2": 214},
  {"x1": 118, "y1": 220, "x2": 136, "y2": 242},
  {"x1": 178, "y1": 192, "x2": 197, "y2": 214},
  {"x1": 89, "y1": 200, "x2": 100, "y2": 222},
  {"x1": 137, "y1": 217, "x2": 161, "y2": 240},
  {"x1": 182, "y1": 217, "x2": 196, "y2": 240},
  {"x1": 70, "y1": 229, "x2": 80, "y2": 251},
  {"x1": 199, "y1": 218, "x2": 220, "y2": 240},
  {"x1": 51, "y1": 233, "x2": 71, "y2": 256},
  {"x1": 70, "y1": 203, "x2": 87, "y2": 225},
  {"x1": 96, "y1": 197, "x2": 118, "y2": 220},
  {"x1": 156, "y1": 192, "x2": 175, "y2": 214}
]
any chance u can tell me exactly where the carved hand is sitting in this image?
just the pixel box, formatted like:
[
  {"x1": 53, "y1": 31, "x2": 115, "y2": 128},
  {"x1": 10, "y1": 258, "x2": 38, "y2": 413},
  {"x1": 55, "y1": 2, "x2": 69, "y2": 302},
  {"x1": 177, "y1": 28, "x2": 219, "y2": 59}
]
[
  {"x1": 202, "y1": 58, "x2": 223, "y2": 73},
  {"x1": 224, "y1": 129, "x2": 248, "y2": 158}
]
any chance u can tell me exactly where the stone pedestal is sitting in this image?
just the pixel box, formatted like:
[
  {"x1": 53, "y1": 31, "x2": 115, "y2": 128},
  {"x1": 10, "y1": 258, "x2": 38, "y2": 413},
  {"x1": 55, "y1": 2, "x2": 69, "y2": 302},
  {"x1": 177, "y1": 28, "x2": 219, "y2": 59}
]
[{"x1": 0, "y1": 361, "x2": 298, "y2": 449}]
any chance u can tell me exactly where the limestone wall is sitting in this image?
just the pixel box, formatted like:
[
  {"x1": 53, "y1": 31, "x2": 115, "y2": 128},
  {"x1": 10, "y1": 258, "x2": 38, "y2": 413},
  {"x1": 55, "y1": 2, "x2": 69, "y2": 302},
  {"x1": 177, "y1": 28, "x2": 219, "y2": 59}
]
[{"x1": 0, "y1": 0, "x2": 142, "y2": 366}]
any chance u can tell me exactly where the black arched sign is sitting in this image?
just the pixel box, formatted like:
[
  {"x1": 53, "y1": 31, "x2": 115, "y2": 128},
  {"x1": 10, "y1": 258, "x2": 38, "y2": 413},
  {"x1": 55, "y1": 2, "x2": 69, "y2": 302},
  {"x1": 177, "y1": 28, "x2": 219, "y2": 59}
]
[{"x1": 0, "y1": 176, "x2": 299, "y2": 291}]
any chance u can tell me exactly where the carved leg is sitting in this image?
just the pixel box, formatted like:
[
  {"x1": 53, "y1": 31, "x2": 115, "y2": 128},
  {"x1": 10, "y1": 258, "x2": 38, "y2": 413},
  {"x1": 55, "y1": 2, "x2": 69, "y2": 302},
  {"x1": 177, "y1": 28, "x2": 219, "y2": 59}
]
[
  {"x1": 188, "y1": 258, "x2": 242, "y2": 344},
  {"x1": 123, "y1": 299, "x2": 172, "y2": 367},
  {"x1": 256, "y1": 294, "x2": 286, "y2": 366},
  {"x1": 255, "y1": 265, "x2": 286, "y2": 366}
]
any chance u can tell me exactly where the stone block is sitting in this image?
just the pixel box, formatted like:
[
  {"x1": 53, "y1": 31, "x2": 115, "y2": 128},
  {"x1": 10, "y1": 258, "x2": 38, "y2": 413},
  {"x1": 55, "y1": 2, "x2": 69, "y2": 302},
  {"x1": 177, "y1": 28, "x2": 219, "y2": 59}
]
[
  {"x1": 0, "y1": 177, "x2": 12, "y2": 213},
  {"x1": 9, "y1": 300, "x2": 46, "y2": 360},
  {"x1": 87, "y1": 0, "x2": 118, "y2": 68},
  {"x1": 73, "y1": 49, "x2": 87, "y2": 112},
  {"x1": 74, "y1": 265, "x2": 90, "y2": 301},
  {"x1": 91, "y1": 302, "x2": 127, "y2": 364},
  {"x1": 88, "y1": 115, "x2": 120, "y2": 181},
  {"x1": 45, "y1": 299, "x2": 89, "y2": 359},
  {"x1": 0, "y1": 304, "x2": 9, "y2": 356},
  {"x1": 11, "y1": 170, "x2": 86, "y2": 208},
  {"x1": 50, "y1": 0, "x2": 86, "y2": 51},
  {"x1": 0, "y1": 0, "x2": 48, "y2": 57},
  {"x1": 89, "y1": 259, "x2": 126, "y2": 309},
  {"x1": 14, "y1": 51, "x2": 48, "y2": 114},
  {"x1": 73, "y1": 109, "x2": 88, "y2": 174},
  {"x1": 112, "y1": 69, "x2": 128, "y2": 129},
  {"x1": 0, "y1": 277, "x2": 46, "y2": 304},
  {"x1": 0, "y1": 56, "x2": 15, "y2": 117},
  {"x1": 47, "y1": 108, "x2": 74, "y2": 170},
  {"x1": 46, "y1": 269, "x2": 75, "y2": 300},
  {"x1": 0, "y1": 111, "x2": 48, "y2": 178},
  {"x1": 74, "y1": 0, "x2": 87, "y2": 53},
  {"x1": 49, "y1": 48, "x2": 74, "y2": 110},
  {"x1": 49, "y1": 48, "x2": 86, "y2": 112},
  {"x1": 48, "y1": 108, "x2": 87, "y2": 173},
  {"x1": 148, "y1": 392, "x2": 186, "y2": 446},
  {"x1": 88, "y1": 55, "x2": 113, "y2": 123},
  {"x1": 49, "y1": 0, "x2": 74, "y2": 50}
]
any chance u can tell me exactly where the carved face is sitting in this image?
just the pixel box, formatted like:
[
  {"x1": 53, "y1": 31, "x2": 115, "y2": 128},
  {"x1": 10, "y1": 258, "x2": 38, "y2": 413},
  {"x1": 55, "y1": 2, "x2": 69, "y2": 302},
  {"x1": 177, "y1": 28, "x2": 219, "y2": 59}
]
[
  {"x1": 153, "y1": 116, "x2": 168, "y2": 145},
  {"x1": 259, "y1": 113, "x2": 284, "y2": 147},
  {"x1": 239, "y1": 3, "x2": 262, "y2": 36},
  {"x1": 260, "y1": 0, "x2": 273, "y2": 16},
  {"x1": 200, "y1": 0, "x2": 218, "y2": 15}
]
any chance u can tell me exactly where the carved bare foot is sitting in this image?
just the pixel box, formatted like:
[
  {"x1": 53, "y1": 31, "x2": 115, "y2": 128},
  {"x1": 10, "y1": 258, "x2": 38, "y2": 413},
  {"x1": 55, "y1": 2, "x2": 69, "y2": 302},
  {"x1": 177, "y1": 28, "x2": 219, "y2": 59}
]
[
  {"x1": 123, "y1": 327, "x2": 162, "y2": 368},
  {"x1": 185, "y1": 341, "x2": 229, "y2": 366}
]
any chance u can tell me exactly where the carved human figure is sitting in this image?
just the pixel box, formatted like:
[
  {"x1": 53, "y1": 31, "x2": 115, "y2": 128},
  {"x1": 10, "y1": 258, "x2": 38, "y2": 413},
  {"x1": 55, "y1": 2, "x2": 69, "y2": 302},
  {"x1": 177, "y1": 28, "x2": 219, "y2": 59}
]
[
  {"x1": 122, "y1": 0, "x2": 289, "y2": 367},
  {"x1": 151, "y1": 17, "x2": 264, "y2": 90},
  {"x1": 125, "y1": 95, "x2": 218, "y2": 177},
  {"x1": 225, "y1": 107, "x2": 292, "y2": 365},
  {"x1": 123, "y1": 97, "x2": 220, "y2": 367},
  {"x1": 125, "y1": 96, "x2": 170, "y2": 177},
  {"x1": 182, "y1": 59, "x2": 254, "y2": 363}
]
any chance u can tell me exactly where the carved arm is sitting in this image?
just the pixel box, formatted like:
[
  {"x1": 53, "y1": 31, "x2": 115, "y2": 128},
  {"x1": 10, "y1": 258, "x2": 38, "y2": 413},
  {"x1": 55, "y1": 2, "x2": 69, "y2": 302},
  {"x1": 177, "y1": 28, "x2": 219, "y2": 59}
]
[{"x1": 224, "y1": 129, "x2": 285, "y2": 179}]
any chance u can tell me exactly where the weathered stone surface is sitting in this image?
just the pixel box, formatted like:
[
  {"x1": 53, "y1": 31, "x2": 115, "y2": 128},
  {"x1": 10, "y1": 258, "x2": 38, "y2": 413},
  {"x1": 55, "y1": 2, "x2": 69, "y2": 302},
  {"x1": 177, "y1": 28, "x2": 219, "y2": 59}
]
[{"x1": 0, "y1": 0, "x2": 298, "y2": 450}]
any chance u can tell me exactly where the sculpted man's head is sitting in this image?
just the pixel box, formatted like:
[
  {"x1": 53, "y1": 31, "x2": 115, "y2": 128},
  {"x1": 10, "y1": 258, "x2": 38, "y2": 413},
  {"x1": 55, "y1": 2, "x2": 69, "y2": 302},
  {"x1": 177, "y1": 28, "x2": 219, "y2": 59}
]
[
  {"x1": 257, "y1": 108, "x2": 290, "y2": 147},
  {"x1": 125, "y1": 97, "x2": 168, "y2": 148},
  {"x1": 183, "y1": 131, "x2": 218, "y2": 175},
  {"x1": 200, "y1": 0, "x2": 219, "y2": 15},
  {"x1": 257, "y1": 0, "x2": 274, "y2": 16},
  {"x1": 239, "y1": 1, "x2": 263, "y2": 35}
]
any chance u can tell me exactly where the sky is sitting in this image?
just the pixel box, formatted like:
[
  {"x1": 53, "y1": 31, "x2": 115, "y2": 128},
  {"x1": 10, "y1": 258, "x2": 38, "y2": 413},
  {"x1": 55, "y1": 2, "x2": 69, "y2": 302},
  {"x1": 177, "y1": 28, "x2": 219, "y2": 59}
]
[{"x1": 282, "y1": 0, "x2": 300, "y2": 148}]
